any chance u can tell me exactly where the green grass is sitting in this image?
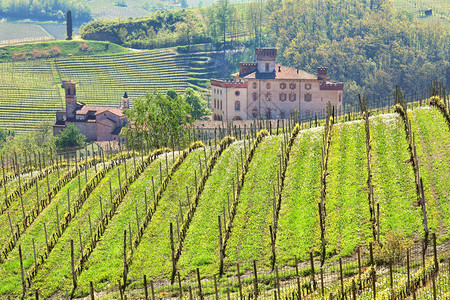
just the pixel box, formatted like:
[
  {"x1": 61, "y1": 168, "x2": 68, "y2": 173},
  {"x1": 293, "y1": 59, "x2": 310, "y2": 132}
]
[
  {"x1": 325, "y1": 120, "x2": 372, "y2": 257},
  {"x1": 75, "y1": 153, "x2": 176, "y2": 295},
  {"x1": 276, "y1": 127, "x2": 323, "y2": 263},
  {"x1": 0, "y1": 165, "x2": 98, "y2": 297},
  {"x1": 178, "y1": 141, "x2": 244, "y2": 278},
  {"x1": 129, "y1": 147, "x2": 211, "y2": 283},
  {"x1": 369, "y1": 113, "x2": 423, "y2": 239},
  {"x1": 224, "y1": 135, "x2": 283, "y2": 271},
  {"x1": 409, "y1": 107, "x2": 450, "y2": 239},
  {"x1": 32, "y1": 158, "x2": 135, "y2": 298}
]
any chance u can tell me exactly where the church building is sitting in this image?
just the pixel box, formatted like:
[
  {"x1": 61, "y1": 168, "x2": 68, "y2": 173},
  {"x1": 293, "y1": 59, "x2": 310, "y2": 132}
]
[
  {"x1": 53, "y1": 80, "x2": 129, "y2": 141},
  {"x1": 210, "y1": 48, "x2": 343, "y2": 120}
]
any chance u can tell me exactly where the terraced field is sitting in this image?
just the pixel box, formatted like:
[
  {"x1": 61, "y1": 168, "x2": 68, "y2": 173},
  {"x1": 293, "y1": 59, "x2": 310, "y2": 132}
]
[
  {"x1": 0, "y1": 105, "x2": 448, "y2": 298},
  {"x1": 0, "y1": 46, "x2": 220, "y2": 134}
]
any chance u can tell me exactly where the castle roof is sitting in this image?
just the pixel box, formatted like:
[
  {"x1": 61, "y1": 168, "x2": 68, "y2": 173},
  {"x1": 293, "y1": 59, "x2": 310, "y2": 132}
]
[
  {"x1": 236, "y1": 64, "x2": 317, "y2": 80},
  {"x1": 76, "y1": 105, "x2": 125, "y2": 117}
]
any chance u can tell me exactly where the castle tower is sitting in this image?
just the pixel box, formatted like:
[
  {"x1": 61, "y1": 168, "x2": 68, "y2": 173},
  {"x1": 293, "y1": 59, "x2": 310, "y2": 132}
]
[
  {"x1": 122, "y1": 92, "x2": 130, "y2": 110},
  {"x1": 317, "y1": 67, "x2": 328, "y2": 81},
  {"x1": 256, "y1": 48, "x2": 277, "y2": 73},
  {"x1": 64, "y1": 80, "x2": 77, "y2": 119}
]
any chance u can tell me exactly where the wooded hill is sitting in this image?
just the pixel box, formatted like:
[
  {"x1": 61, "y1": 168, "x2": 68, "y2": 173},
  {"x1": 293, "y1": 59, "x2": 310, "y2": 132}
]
[{"x1": 80, "y1": 0, "x2": 449, "y2": 106}]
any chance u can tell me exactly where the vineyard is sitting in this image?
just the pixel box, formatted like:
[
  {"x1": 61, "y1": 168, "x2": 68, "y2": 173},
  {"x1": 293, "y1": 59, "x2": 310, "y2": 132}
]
[
  {"x1": 0, "y1": 94, "x2": 449, "y2": 298},
  {"x1": 0, "y1": 45, "x2": 221, "y2": 134}
]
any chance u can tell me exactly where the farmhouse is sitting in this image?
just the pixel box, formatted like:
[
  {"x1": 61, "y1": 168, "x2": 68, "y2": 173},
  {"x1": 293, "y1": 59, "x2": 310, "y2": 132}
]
[
  {"x1": 210, "y1": 48, "x2": 344, "y2": 121},
  {"x1": 53, "y1": 80, "x2": 129, "y2": 141}
]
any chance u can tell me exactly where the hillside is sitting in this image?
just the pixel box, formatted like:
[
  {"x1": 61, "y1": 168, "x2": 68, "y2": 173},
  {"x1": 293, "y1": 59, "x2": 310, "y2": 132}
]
[
  {"x1": 0, "y1": 41, "x2": 224, "y2": 134},
  {"x1": 0, "y1": 102, "x2": 448, "y2": 298}
]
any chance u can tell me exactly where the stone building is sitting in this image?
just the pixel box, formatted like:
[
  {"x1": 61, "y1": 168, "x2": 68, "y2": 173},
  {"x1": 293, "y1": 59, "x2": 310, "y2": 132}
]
[
  {"x1": 210, "y1": 48, "x2": 343, "y2": 121},
  {"x1": 53, "y1": 80, "x2": 129, "y2": 141}
]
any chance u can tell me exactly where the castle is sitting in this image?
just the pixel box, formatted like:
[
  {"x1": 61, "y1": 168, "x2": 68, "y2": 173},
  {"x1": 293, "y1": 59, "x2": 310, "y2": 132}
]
[
  {"x1": 53, "y1": 80, "x2": 129, "y2": 141},
  {"x1": 210, "y1": 48, "x2": 343, "y2": 121}
]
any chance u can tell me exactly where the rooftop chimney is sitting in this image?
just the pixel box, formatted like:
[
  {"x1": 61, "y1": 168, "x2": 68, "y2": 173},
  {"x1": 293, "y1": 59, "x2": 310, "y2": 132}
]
[{"x1": 317, "y1": 67, "x2": 328, "y2": 81}]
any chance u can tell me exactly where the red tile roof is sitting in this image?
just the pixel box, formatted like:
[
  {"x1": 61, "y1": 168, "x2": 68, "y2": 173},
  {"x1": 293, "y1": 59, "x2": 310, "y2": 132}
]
[
  {"x1": 239, "y1": 65, "x2": 317, "y2": 80},
  {"x1": 76, "y1": 105, "x2": 124, "y2": 117}
]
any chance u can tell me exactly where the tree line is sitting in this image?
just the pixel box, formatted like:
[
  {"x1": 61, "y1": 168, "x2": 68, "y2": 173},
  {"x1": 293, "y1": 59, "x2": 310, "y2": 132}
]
[{"x1": 0, "y1": 0, "x2": 91, "y2": 22}]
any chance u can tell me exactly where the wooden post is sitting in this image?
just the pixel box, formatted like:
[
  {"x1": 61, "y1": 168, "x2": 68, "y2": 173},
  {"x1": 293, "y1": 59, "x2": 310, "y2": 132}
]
[
  {"x1": 389, "y1": 259, "x2": 393, "y2": 295},
  {"x1": 44, "y1": 222, "x2": 49, "y2": 251},
  {"x1": 123, "y1": 230, "x2": 127, "y2": 285},
  {"x1": 310, "y1": 252, "x2": 316, "y2": 290},
  {"x1": 32, "y1": 238, "x2": 37, "y2": 267},
  {"x1": 70, "y1": 240, "x2": 76, "y2": 288},
  {"x1": 432, "y1": 272, "x2": 437, "y2": 300},
  {"x1": 422, "y1": 239, "x2": 426, "y2": 283},
  {"x1": 188, "y1": 286, "x2": 193, "y2": 300},
  {"x1": 178, "y1": 272, "x2": 183, "y2": 299},
  {"x1": 433, "y1": 232, "x2": 438, "y2": 272},
  {"x1": 237, "y1": 263, "x2": 243, "y2": 300},
  {"x1": 218, "y1": 216, "x2": 224, "y2": 275},
  {"x1": 170, "y1": 223, "x2": 176, "y2": 283},
  {"x1": 339, "y1": 258, "x2": 344, "y2": 295},
  {"x1": 19, "y1": 244, "x2": 26, "y2": 294},
  {"x1": 56, "y1": 205, "x2": 61, "y2": 236},
  {"x1": 90, "y1": 281, "x2": 95, "y2": 300},
  {"x1": 151, "y1": 280, "x2": 155, "y2": 300},
  {"x1": 407, "y1": 248, "x2": 411, "y2": 290},
  {"x1": 276, "y1": 266, "x2": 281, "y2": 298},
  {"x1": 352, "y1": 279, "x2": 357, "y2": 300},
  {"x1": 143, "y1": 275, "x2": 148, "y2": 300},
  {"x1": 214, "y1": 274, "x2": 218, "y2": 300},
  {"x1": 321, "y1": 268, "x2": 324, "y2": 296},
  {"x1": 197, "y1": 268, "x2": 203, "y2": 300},
  {"x1": 253, "y1": 260, "x2": 258, "y2": 299}
]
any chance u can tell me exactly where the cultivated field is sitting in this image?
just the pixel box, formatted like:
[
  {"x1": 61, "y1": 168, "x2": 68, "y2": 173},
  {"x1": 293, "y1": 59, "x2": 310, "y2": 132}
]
[{"x1": 0, "y1": 101, "x2": 448, "y2": 298}]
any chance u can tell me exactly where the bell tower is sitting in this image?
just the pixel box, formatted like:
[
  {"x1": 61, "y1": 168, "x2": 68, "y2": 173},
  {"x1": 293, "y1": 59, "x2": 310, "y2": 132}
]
[
  {"x1": 64, "y1": 80, "x2": 77, "y2": 119},
  {"x1": 256, "y1": 48, "x2": 277, "y2": 73}
]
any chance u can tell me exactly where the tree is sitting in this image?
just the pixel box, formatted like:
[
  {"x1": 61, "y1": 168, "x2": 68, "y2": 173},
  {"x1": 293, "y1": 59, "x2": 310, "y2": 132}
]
[
  {"x1": 216, "y1": 0, "x2": 232, "y2": 49},
  {"x1": 66, "y1": 10, "x2": 72, "y2": 40},
  {"x1": 55, "y1": 124, "x2": 85, "y2": 149},
  {"x1": 183, "y1": 88, "x2": 210, "y2": 120},
  {"x1": 122, "y1": 90, "x2": 193, "y2": 149},
  {"x1": 34, "y1": 122, "x2": 55, "y2": 148}
]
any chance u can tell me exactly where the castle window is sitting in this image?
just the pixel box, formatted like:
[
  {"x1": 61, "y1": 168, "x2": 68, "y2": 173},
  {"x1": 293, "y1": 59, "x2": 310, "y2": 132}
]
[
  {"x1": 289, "y1": 94, "x2": 296, "y2": 102},
  {"x1": 252, "y1": 92, "x2": 257, "y2": 101},
  {"x1": 279, "y1": 93, "x2": 286, "y2": 102},
  {"x1": 304, "y1": 93, "x2": 311, "y2": 102},
  {"x1": 265, "y1": 108, "x2": 272, "y2": 119},
  {"x1": 220, "y1": 100, "x2": 223, "y2": 110},
  {"x1": 280, "y1": 83, "x2": 286, "y2": 89},
  {"x1": 67, "y1": 88, "x2": 71, "y2": 95},
  {"x1": 290, "y1": 83, "x2": 296, "y2": 90},
  {"x1": 252, "y1": 107, "x2": 258, "y2": 118},
  {"x1": 265, "y1": 63, "x2": 269, "y2": 72},
  {"x1": 214, "y1": 99, "x2": 216, "y2": 109},
  {"x1": 280, "y1": 110, "x2": 286, "y2": 119},
  {"x1": 266, "y1": 82, "x2": 271, "y2": 89},
  {"x1": 305, "y1": 83, "x2": 311, "y2": 90},
  {"x1": 253, "y1": 82, "x2": 257, "y2": 89},
  {"x1": 235, "y1": 101, "x2": 240, "y2": 112},
  {"x1": 266, "y1": 92, "x2": 271, "y2": 101},
  {"x1": 220, "y1": 90, "x2": 222, "y2": 95},
  {"x1": 339, "y1": 93, "x2": 342, "y2": 102},
  {"x1": 235, "y1": 91, "x2": 240, "y2": 96}
]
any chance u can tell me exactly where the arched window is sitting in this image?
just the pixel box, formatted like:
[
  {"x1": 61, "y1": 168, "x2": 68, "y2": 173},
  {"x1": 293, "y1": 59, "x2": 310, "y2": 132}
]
[
  {"x1": 280, "y1": 110, "x2": 286, "y2": 119},
  {"x1": 235, "y1": 101, "x2": 240, "y2": 111},
  {"x1": 233, "y1": 116, "x2": 243, "y2": 121},
  {"x1": 265, "y1": 63, "x2": 269, "y2": 72},
  {"x1": 253, "y1": 82, "x2": 257, "y2": 89},
  {"x1": 266, "y1": 92, "x2": 271, "y2": 101},
  {"x1": 252, "y1": 92, "x2": 257, "y2": 101},
  {"x1": 67, "y1": 88, "x2": 71, "y2": 95},
  {"x1": 220, "y1": 100, "x2": 222, "y2": 110},
  {"x1": 266, "y1": 82, "x2": 271, "y2": 89},
  {"x1": 214, "y1": 99, "x2": 216, "y2": 109},
  {"x1": 265, "y1": 108, "x2": 272, "y2": 119}
]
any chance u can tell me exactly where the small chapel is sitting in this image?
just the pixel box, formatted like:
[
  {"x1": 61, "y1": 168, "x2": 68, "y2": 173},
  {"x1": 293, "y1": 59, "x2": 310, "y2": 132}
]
[
  {"x1": 53, "y1": 79, "x2": 129, "y2": 141},
  {"x1": 210, "y1": 48, "x2": 344, "y2": 121}
]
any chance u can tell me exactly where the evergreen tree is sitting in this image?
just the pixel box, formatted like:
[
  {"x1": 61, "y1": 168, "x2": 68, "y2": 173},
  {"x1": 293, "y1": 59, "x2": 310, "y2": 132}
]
[{"x1": 66, "y1": 10, "x2": 72, "y2": 40}]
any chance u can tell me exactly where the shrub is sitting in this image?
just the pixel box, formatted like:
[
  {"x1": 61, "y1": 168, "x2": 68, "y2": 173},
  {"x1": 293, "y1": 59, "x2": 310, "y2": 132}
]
[
  {"x1": 79, "y1": 42, "x2": 89, "y2": 51},
  {"x1": 373, "y1": 230, "x2": 413, "y2": 265}
]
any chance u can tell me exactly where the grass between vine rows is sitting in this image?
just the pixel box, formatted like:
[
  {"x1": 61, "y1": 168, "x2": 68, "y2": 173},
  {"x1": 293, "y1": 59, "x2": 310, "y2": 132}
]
[
  {"x1": 325, "y1": 120, "x2": 372, "y2": 257},
  {"x1": 75, "y1": 153, "x2": 177, "y2": 296},
  {"x1": 128, "y1": 148, "x2": 211, "y2": 284},
  {"x1": 32, "y1": 157, "x2": 137, "y2": 298},
  {"x1": 276, "y1": 126, "x2": 324, "y2": 264},
  {"x1": 409, "y1": 107, "x2": 450, "y2": 240},
  {"x1": 369, "y1": 113, "x2": 422, "y2": 240},
  {"x1": 224, "y1": 135, "x2": 283, "y2": 272},
  {"x1": 177, "y1": 141, "x2": 245, "y2": 278},
  {"x1": 0, "y1": 165, "x2": 98, "y2": 296}
]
